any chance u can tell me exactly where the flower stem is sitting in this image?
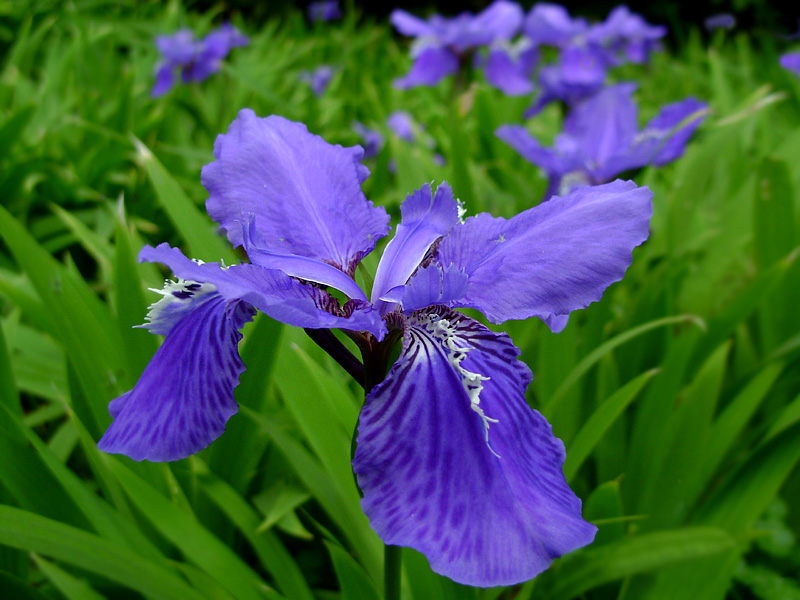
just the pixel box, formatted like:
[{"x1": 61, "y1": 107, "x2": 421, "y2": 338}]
[
  {"x1": 384, "y1": 544, "x2": 402, "y2": 600},
  {"x1": 303, "y1": 328, "x2": 364, "y2": 387}
]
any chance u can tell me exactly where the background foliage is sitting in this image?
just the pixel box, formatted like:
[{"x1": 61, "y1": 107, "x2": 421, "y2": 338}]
[{"x1": 1, "y1": 1, "x2": 799, "y2": 599}]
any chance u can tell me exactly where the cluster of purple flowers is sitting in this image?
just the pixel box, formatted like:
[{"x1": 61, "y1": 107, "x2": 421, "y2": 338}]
[
  {"x1": 299, "y1": 65, "x2": 336, "y2": 96},
  {"x1": 152, "y1": 24, "x2": 248, "y2": 97},
  {"x1": 308, "y1": 0, "x2": 341, "y2": 23},
  {"x1": 391, "y1": 1, "x2": 666, "y2": 111},
  {"x1": 498, "y1": 83, "x2": 708, "y2": 199}
]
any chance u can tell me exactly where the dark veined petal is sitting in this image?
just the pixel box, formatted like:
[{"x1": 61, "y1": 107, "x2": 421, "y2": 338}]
[
  {"x1": 98, "y1": 293, "x2": 254, "y2": 462},
  {"x1": 371, "y1": 183, "x2": 460, "y2": 313},
  {"x1": 353, "y1": 307, "x2": 596, "y2": 586},
  {"x1": 394, "y1": 45, "x2": 459, "y2": 89},
  {"x1": 202, "y1": 110, "x2": 390, "y2": 275},
  {"x1": 140, "y1": 244, "x2": 386, "y2": 339},
  {"x1": 434, "y1": 180, "x2": 653, "y2": 326}
]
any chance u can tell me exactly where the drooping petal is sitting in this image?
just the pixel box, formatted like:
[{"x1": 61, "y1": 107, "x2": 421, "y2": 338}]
[
  {"x1": 495, "y1": 125, "x2": 573, "y2": 179},
  {"x1": 202, "y1": 110, "x2": 390, "y2": 275},
  {"x1": 371, "y1": 183, "x2": 460, "y2": 313},
  {"x1": 394, "y1": 45, "x2": 459, "y2": 89},
  {"x1": 140, "y1": 244, "x2": 386, "y2": 339},
  {"x1": 152, "y1": 63, "x2": 176, "y2": 98},
  {"x1": 434, "y1": 180, "x2": 653, "y2": 325},
  {"x1": 353, "y1": 307, "x2": 596, "y2": 586},
  {"x1": 484, "y1": 45, "x2": 536, "y2": 96},
  {"x1": 98, "y1": 293, "x2": 254, "y2": 462}
]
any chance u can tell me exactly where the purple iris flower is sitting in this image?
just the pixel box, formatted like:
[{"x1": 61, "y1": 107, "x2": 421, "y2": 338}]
[
  {"x1": 308, "y1": 0, "x2": 341, "y2": 22},
  {"x1": 299, "y1": 65, "x2": 334, "y2": 96},
  {"x1": 780, "y1": 53, "x2": 800, "y2": 76},
  {"x1": 588, "y1": 6, "x2": 666, "y2": 65},
  {"x1": 526, "y1": 44, "x2": 609, "y2": 116},
  {"x1": 484, "y1": 39, "x2": 538, "y2": 96},
  {"x1": 498, "y1": 83, "x2": 708, "y2": 199},
  {"x1": 387, "y1": 110, "x2": 418, "y2": 142},
  {"x1": 523, "y1": 2, "x2": 589, "y2": 47},
  {"x1": 391, "y1": 0, "x2": 524, "y2": 89},
  {"x1": 152, "y1": 24, "x2": 248, "y2": 97},
  {"x1": 704, "y1": 13, "x2": 736, "y2": 31},
  {"x1": 352, "y1": 121, "x2": 384, "y2": 159},
  {"x1": 98, "y1": 109, "x2": 653, "y2": 586}
]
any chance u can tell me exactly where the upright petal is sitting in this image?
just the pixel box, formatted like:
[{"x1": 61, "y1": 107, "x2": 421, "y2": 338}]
[
  {"x1": 140, "y1": 244, "x2": 386, "y2": 338},
  {"x1": 469, "y1": 0, "x2": 524, "y2": 45},
  {"x1": 353, "y1": 307, "x2": 596, "y2": 586},
  {"x1": 523, "y1": 3, "x2": 588, "y2": 47},
  {"x1": 98, "y1": 292, "x2": 253, "y2": 462},
  {"x1": 202, "y1": 110, "x2": 390, "y2": 275},
  {"x1": 371, "y1": 183, "x2": 460, "y2": 312},
  {"x1": 398, "y1": 263, "x2": 470, "y2": 313},
  {"x1": 394, "y1": 45, "x2": 459, "y2": 89},
  {"x1": 563, "y1": 83, "x2": 638, "y2": 169},
  {"x1": 390, "y1": 9, "x2": 435, "y2": 38},
  {"x1": 434, "y1": 180, "x2": 653, "y2": 325}
]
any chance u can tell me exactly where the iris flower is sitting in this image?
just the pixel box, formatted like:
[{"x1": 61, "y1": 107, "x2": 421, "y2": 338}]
[
  {"x1": 498, "y1": 83, "x2": 708, "y2": 199},
  {"x1": 352, "y1": 121, "x2": 385, "y2": 159},
  {"x1": 152, "y1": 24, "x2": 248, "y2": 97},
  {"x1": 391, "y1": 0, "x2": 524, "y2": 89},
  {"x1": 588, "y1": 6, "x2": 666, "y2": 65},
  {"x1": 308, "y1": 0, "x2": 341, "y2": 23},
  {"x1": 299, "y1": 65, "x2": 335, "y2": 96},
  {"x1": 780, "y1": 53, "x2": 800, "y2": 76},
  {"x1": 99, "y1": 109, "x2": 653, "y2": 586}
]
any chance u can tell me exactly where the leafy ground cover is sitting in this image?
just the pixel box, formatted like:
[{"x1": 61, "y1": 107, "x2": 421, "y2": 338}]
[{"x1": 1, "y1": 1, "x2": 799, "y2": 599}]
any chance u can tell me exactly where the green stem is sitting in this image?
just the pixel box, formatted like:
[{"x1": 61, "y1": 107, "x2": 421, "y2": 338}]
[{"x1": 384, "y1": 544, "x2": 402, "y2": 600}]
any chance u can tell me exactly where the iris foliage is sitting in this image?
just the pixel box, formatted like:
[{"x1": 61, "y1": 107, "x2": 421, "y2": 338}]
[{"x1": 1, "y1": 1, "x2": 800, "y2": 599}]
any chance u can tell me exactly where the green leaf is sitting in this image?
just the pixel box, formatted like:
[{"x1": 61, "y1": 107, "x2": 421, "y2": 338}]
[
  {"x1": 0, "y1": 204, "x2": 127, "y2": 436},
  {"x1": 543, "y1": 315, "x2": 704, "y2": 415},
  {"x1": 564, "y1": 369, "x2": 657, "y2": 481},
  {"x1": 131, "y1": 135, "x2": 236, "y2": 265},
  {"x1": 31, "y1": 554, "x2": 106, "y2": 600},
  {"x1": 107, "y1": 458, "x2": 275, "y2": 600},
  {"x1": 535, "y1": 527, "x2": 735, "y2": 600},
  {"x1": 325, "y1": 541, "x2": 381, "y2": 600},
  {"x1": 0, "y1": 506, "x2": 206, "y2": 600},
  {"x1": 199, "y1": 472, "x2": 315, "y2": 600}
]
